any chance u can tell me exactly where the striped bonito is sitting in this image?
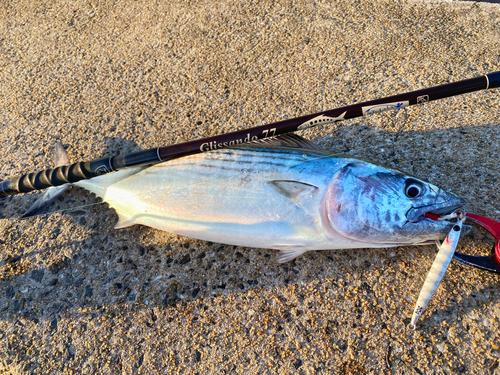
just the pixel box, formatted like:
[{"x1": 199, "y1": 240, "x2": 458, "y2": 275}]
[{"x1": 69, "y1": 135, "x2": 463, "y2": 262}]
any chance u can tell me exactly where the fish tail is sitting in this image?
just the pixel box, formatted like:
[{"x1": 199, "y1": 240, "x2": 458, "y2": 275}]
[{"x1": 21, "y1": 142, "x2": 71, "y2": 218}]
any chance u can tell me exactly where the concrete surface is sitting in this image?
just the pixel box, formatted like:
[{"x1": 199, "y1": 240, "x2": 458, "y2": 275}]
[{"x1": 1, "y1": 0, "x2": 500, "y2": 373}]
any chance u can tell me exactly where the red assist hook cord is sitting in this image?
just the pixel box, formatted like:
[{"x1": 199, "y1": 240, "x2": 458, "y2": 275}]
[{"x1": 0, "y1": 71, "x2": 499, "y2": 199}]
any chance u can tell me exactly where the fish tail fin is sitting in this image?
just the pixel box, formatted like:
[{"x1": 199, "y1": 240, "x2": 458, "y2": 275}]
[
  {"x1": 75, "y1": 166, "x2": 146, "y2": 229},
  {"x1": 21, "y1": 142, "x2": 71, "y2": 218},
  {"x1": 75, "y1": 166, "x2": 145, "y2": 199}
]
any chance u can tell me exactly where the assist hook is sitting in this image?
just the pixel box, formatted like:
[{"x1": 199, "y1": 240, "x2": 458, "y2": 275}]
[{"x1": 453, "y1": 213, "x2": 500, "y2": 273}]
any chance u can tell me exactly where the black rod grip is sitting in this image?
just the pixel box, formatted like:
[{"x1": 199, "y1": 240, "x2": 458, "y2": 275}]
[{"x1": 0, "y1": 157, "x2": 114, "y2": 198}]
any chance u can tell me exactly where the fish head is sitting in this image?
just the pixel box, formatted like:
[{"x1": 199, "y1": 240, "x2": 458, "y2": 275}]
[{"x1": 325, "y1": 161, "x2": 464, "y2": 245}]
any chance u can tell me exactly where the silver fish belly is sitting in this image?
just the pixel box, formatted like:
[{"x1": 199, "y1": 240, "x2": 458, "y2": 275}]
[{"x1": 75, "y1": 141, "x2": 462, "y2": 262}]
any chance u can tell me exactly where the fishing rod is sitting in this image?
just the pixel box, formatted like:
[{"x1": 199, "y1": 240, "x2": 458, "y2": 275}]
[{"x1": 1, "y1": 71, "x2": 499, "y2": 199}]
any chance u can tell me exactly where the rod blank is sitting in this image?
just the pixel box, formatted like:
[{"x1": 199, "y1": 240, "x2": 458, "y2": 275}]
[{"x1": 1, "y1": 71, "x2": 499, "y2": 199}]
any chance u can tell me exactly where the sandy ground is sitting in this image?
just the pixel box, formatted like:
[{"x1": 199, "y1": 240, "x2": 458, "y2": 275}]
[{"x1": 1, "y1": 0, "x2": 500, "y2": 373}]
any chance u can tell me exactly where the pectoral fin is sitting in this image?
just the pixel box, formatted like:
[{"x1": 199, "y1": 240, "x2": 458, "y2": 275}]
[
  {"x1": 267, "y1": 180, "x2": 318, "y2": 200},
  {"x1": 274, "y1": 246, "x2": 309, "y2": 263}
]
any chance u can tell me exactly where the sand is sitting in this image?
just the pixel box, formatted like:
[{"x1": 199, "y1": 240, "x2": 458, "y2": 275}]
[{"x1": 1, "y1": 0, "x2": 500, "y2": 373}]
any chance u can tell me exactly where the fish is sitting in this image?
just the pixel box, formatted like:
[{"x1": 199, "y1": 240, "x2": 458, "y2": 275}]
[{"x1": 27, "y1": 135, "x2": 464, "y2": 262}]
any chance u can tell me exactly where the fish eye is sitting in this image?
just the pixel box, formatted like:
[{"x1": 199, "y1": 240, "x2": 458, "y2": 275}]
[{"x1": 404, "y1": 179, "x2": 424, "y2": 198}]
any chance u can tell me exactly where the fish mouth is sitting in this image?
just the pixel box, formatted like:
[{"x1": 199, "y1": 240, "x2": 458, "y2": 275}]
[{"x1": 406, "y1": 201, "x2": 464, "y2": 223}]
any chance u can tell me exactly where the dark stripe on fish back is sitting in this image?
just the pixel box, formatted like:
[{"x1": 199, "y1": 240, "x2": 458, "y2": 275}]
[
  {"x1": 159, "y1": 147, "x2": 334, "y2": 176},
  {"x1": 168, "y1": 147, "x2": 330, "y2": 165}
]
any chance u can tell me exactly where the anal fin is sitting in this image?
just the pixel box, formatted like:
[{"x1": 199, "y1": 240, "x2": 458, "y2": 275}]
[{"x1": 114, "y1": 213, "x2": 138, "y2": 229}]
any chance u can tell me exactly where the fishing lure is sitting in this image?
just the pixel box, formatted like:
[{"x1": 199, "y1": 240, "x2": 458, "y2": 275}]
[
  {"x1": 409, "y1": 217, "x2": 463, "y2": 330},
  {"x1": 408, "y1": 210, "x2": 500, "y2": 329}
]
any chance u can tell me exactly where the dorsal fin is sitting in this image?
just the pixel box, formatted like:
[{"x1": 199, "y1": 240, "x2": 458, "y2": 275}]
[
  {"x1": 54, "y1": 142, "x2": 70, "y2": 166},
  {"x1": 240, "y1": 134, "x2": 321, "y2": 150},
  {"x1": 175, "y1": 136, "x2": 188, "y2": 144}
]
